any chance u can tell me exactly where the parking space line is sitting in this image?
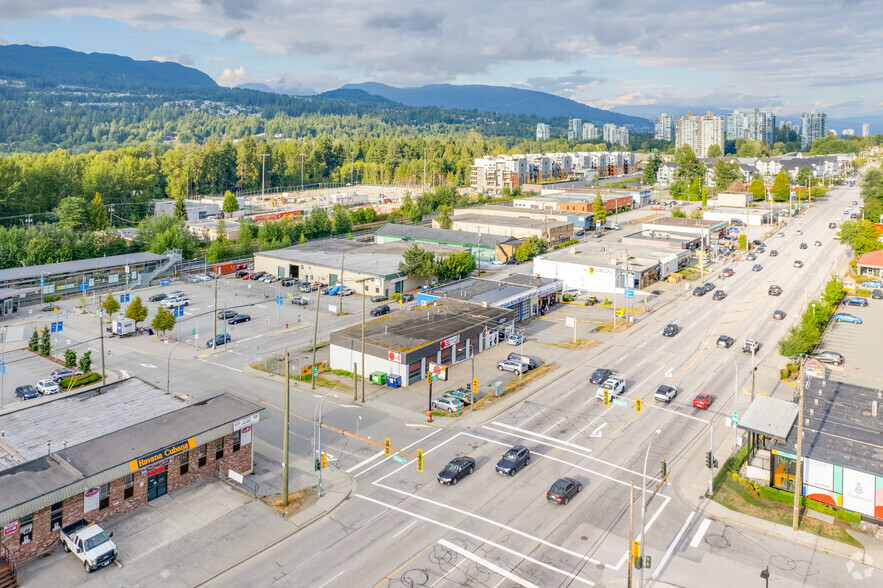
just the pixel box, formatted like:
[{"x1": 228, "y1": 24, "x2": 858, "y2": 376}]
[
  {"x1": 356, "y1": 495, "x2": 594, "y2": 586},
  {"x1": 436, "y1": 539, "x2": 543, "y2": 588}
]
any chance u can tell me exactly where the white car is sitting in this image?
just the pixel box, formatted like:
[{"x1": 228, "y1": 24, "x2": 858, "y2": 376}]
[
  {"x1": 163, "y1": 298, "x2": 190, "y2": 309},
  {"x1": 36, "y1": 378, "x2": 61, "y2": 395},
  {"x1": 795, "y1": 229, "x2": 803, "y2": 235},
  {"x1": 596, "y1": 377, "x2": 626, "y2": 399}
]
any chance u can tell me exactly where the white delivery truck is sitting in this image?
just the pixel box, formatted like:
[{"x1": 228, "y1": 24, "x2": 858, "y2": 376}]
[{"x1": 111, "y1": 317, "x2": 135, "y2": 337}]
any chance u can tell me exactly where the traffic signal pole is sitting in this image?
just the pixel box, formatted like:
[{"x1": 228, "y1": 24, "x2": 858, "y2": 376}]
[
  {"x1": 282, "y1": 351, "x2": 290, "y2": 506},
  {"x1": 708, "y1": 420, "x2": 715, "y2": 496},
  {"x1": 628, "y1": 480, "x2": 634, "y2": 588}
]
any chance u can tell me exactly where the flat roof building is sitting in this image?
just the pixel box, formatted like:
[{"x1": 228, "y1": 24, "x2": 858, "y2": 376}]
[
  {"x1": 419, "y1": 274, "x2": 562, "y2": 323},
  {"x1": 446, "y1": 213, "x2": 573, "y2": 245},
  {"x1": 702, "y1": 206, "x2": 771, "y2": 226},
  {"x1": 372, "y1": 223, "x2": 517, "y2": 262}
]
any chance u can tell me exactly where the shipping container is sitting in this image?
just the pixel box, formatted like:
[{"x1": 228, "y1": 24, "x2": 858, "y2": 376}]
[{"x1": 212, "y1": 262, "x2": 237, "y2": 275}]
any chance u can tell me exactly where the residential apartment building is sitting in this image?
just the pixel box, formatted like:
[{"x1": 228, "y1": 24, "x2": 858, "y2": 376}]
[
  {"x1": 470, "y1": 156, "x2": 528, "y2": 193},
  {"x1": 677, "y1": 112, "x2": 724, "y2": 158},
  {"x1": 536, "y1": 123, "x2": 551, "y2": 141},
  {"x1": 842, "y1": 129, "x2": 855, "y2": 136},
  {"x1": 654, "y1": 113, "x2": 675, "y2": 141},
  {"x1": 603, "y1": 124, "x2": 629, "y2": 146},
  {"x1": 568, "y1": 118, "x2": 582, "y2": 140},
  {"x1": 863, "y1": 123, "x2": 870, "y2": 137},
  {"x1": 726, "y1": 109, "x2": 776, "y2": 144},
  {"x1": 801, "y1": 111, "x2": 828, "y2": 149},
  {"x1": 582, "y1": 122, "x2": 599, "y2": 141}
]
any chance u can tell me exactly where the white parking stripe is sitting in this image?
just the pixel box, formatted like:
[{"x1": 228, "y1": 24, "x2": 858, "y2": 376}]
[
  {"x1": 689, "y1": 518, "x2": 711, "y2": 548},
  {"x1": 436, "y1": 539, "x2": 542, "y2": 588}
]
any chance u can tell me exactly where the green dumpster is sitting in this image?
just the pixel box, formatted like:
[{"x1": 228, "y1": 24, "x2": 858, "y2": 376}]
[{"x1": 371, "y1": 371, "x2": 387, "y2": 385}]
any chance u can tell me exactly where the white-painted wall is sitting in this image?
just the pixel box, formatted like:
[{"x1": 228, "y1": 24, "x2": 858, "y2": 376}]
[{"x1": 534, "y1": 256, "x2": 617, "y2": 292}]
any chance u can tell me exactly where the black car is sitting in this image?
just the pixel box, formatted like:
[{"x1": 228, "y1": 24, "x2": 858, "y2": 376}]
[
  {"x1": 149, "y1": 293, "x2": 168, "y2": 302},
  {"x1": 703, "y1": 282, "x2": 715, "y2": 293},
  {"x1": 371, "y1": 294, "x2": 388, "y2": 302},
  {"x1": 495, "y1": 445, "x2": 530, "y2": 476},
  {"x1": 400, "y1": 293, "x2": 415, "y2": 302},
  {"x1": 769, "y1": 249, "x2": 778, "y2": 257},
  {"x1": 217, "y1": 309, "x2": 237, "y2": 320},
  {"x1": 437, "y1": 456, "x2": 476, "y2": 485},
  {"x1": 15, "y1": 385, "x2": 40, "y2": 400},
  {"x1": 248, "y1": 272, "x2": 266, "y2": 280},
  {"x1": 799, "y1": 242, "x2": 808, "y2": 249},
  {"x1": 207, "y1": 333, "x2": 232, "y2": 348},
  {"x1": 662, "y1": 323, "x2": 679, "y2": 337},
  {"x1": 693, "y1": 286, "x2": 706, "y2": 296},
  {"x1": 227, "y1": 314, "x2": 251, "y2": 324},
  {"x1": 369, "y1": 304, "x2": 390, "y2": 317},
  {"x1": 575, "y1": 229, "x2": 585, "y2": 236},
  {"x1": 752, "y1": 240, "x2": 765, "y2": 247},
  {"x1": 712, "y1": 290, "x2": 726, "y2": 300},
  {"x1": 589, "y1": 368, "x2": 612, "y2": 385},
  {"x1": 717, "y1": 335, "x2": 734, "y2": 348},
  {"x1": 234, "y1": 269, "x2": 250, "y2": 278},
  {"x1": 508, "y1": 352, "x2": 538, "y2": 370},
  {"x1": 546, "y1": 477, "x2": 582, "y2": 505}
]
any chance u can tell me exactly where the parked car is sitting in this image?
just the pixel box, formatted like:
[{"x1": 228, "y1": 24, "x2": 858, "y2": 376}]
[
  {"x1": 812, "y1": 351, "x2": 844, "y2": 366},
  {"x1": 507, "y1": 353, "x2": 538, "y2": 370},
  {"x1": 168, "y1": 290, "x2": 184, "y2": 299},
  {"x1": 300, "y1": 283, "x2": 318, "y2": 293},
  {"x1": 752, "y1": 240, "x2": 765, "y2": 247},
  {"x1": 712, "y1": 290, "x2": 726, "y2": 301},
  {"x1": 497, "y1": 359, "x2": 524, "y2": 375},
  {"x1": 575, "y1": 229, "x2": 585, "y2": 237},
  {"x1": 217, "y1": 309, "x2": 237, "y2": 320},
  {"x1": 280, "y1": 278, "x2": 294, "y2": 287},
  {"x1": 235, "y1": 269, "x2": 250, "y2": 278},
  {"x1": 371, "y1": 294, "x2": 388, "y2": 302},
  {"x1": 861, "y1": 280, "x2": 883, "y2": 289},
  {"x1": 164, "y1": 298, "x2": 190, "y2": 309},
  {"x1": 662, "y1": 323, "x2": 679, "y2": 337},
  {"x1": 773, "y1": 309, "x2": 786, "y2": 320},
  {"x1": 60, "y1": 519, "x2": 118, "y2": 573},
  {"x1": 495, "y1": 445, "x2": 530, "y2": 476},
  {"x1": 443, "y1": 387, "x2": 473, "y2": 405},
  {"x1": 149, "y1": 293, "x2": 167, "y2": 302},
  {"x1": 768, "y1": 285, "x2": 782, "y2": 296},
  {"x1": 36, "y1": 378, "x2": 61, "y2": 395},
  {"x1": 589, "y1": 368, "x2": 612, "y2": 385},
  {"x1": 248, "y1": 272, "x2": 266, "y2": 280},
  {"x1": 227, "y1": 314, "x2": 251, "y2": 324},
  {"x1": 50, "y1": 367, "x2": 84, "y2": 383},
  {"x1": 507, "y1": 333, "x2": 525, "y2": 346},
  {"x1": 769, "y1": 250, "x2": 778, "y2": 257},
  {"x1": 716, "y1": 335, "x2": 734, "y2": 349},
  {"x1": 719, "y1": 268, "x2": 734, "y2": 278},
  {"x1": 596, "y1": 377, "x2": 626, "y2": 399},
  {"x1": 15, "y1": 385, "x2": 40, "y2": 400},
  {"x1": 833, "y1": 313, "x2": 862, "y2": 324},
  {"x1": 546, "y1": 477, "x2": 582, "y2": 505},
  {"x1": 437, "y1": 456, "x2": 475, "y2": 485},
  {"x1": 872, "y1": 289, "x2": 883, "y2": 300},
  {"x1": 206, "y1": 333, "x2": 232, "y2": 348},
  {"x1": 654, "y1": 385, "x2": 678, "y2": 402},
  {"x1": 693, "y1": 393, "x2": 715, "y2": 409},
  {"x1": 843, "y1": 297, "x2": 869, "y2": 307},
  {"x1": 400, "y1": 293, "x2": 415, "y2": 302},
  {"x1": 369, "y1": 304, "x2": 390, "y2": 317},
  {"x1": 291, "y1": 296, "x2": 309, "y2": 306},
  {"x1": 752, "y1": 264, "x2": 763, "y2": 272},
  {"x1": 431, "y1": 396, "x2": 465, "y2": 412}
]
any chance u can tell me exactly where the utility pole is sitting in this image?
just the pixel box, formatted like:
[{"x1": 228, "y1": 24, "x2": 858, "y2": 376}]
[
  {"x1": 628, "y1": 480, "x2": 634, "y2": 588},
  {"x1": 338, "y1": 251, "x2": 345, "y2": 314},
  {"x1": 212, "y1": 274, "x2": 218, "y2": 353},
  {"x1": 750, "y1": 345, "x2": 756, "y2": 403},
  {"x1": 353, "y1": 361, "x2": 358, "y2": 402},
  {"x1": 282, "y1": 351, "x2": 290, "y2": 506},
  {"x1": 361, "y1": 279, "x2": 366, "y2": 403},
  {"x1": 311, "y1": 281, "x2": 320, "y2": 390},
  {"x1": 708, "y1": 420, "x2": 714, "y2": 496},
  {"x1": 260, "y1": 153, "x2": 270, "y2": 197},
  {"x1": 351, "y1": 151, "x2": 355, "y2": 186},
  {"x1": 99, "y1": 316, "x2": 106, "y2": 384},
  {"x1": 300, "y1": 153, "x2": 305, "y2": 191},
  {"x1": 792, "y1": 357, "x2": 806, "y2": 531},
  {"x1": 423, "y1": 147, "x2": 427, "y2": 190}
]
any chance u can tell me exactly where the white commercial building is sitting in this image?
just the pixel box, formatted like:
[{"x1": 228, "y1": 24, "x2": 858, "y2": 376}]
[
  {"x1": 654, "y1": 113, "x2": 675, "y2": 141},
  {"x1": 677, "y1": 112, "x2": 724, "y2": 158},
  {"x1": 703, "y1": 206, "x2": 771, "y2": 227},
  {"x1": 536, "y1": 123, "x2": 551, "y2": 140},
  {"x1": 469, "y1": 155, "x2": 529, "y2": 193},
  {"x1": 582, "y1": 122, "x2": 599, "y2": 140},
  {"x1": 568, "y1": 118, "x2": 582, "y2": 140}
]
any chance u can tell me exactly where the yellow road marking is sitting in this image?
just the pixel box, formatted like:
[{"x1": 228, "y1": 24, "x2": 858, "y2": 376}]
[{"x1": 374, "y1": 544, "x2": 433, "y2": 588}]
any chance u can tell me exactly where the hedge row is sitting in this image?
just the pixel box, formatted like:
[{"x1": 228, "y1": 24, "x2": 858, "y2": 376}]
[
  {"x1": 712, "y1": 443, "x2": 752, "y2": 493},
  {"x1": 729, "y1": 471, "x2": 861, "y2": 525},
  {"x1": 553, "y1": 239, "x2": 579, "y2": 250},
  {"x1": 59, "y1": 372, "x2": 101, "y2": 390}
]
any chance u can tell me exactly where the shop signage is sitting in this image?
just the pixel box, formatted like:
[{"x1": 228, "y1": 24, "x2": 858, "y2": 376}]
[
  {"x1": 3, "y1": 521, "x2": 17, "y2": 536},
  {"x1": 129, "y1": 438, "x2": 196, "y2": 472},
  {"x1": 234, "y1": 412, "x2": 261, "y2": 432},
  {"x1": 439, "y1": 335, "x2": 460, "y2": 350},
  {"x1": 388, "y1": 351, "x2": 402, "y2": 362},
  {"x1": 84, "y1": 488, "x2": 100, "y2": 513},
  {"x1": 242, "y1": 425, "x2": 252, "y2": 445}
]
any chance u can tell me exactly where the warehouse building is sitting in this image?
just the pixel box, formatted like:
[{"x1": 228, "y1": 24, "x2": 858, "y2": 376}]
[
  {"x1": 0, "y1": 378, "x2": 267, "y2": 564},
  {"x1": 419, "y1": 274, "x2": 563, "y2": 322},
  {"x1": 372, "y1": 223, "x2": 518, "y2": 263},
  {"x1": 445, "y1": 213, "x2": 573, "y2": 245},
  {"x1": 330, "y1": 300, "x2": 514, "y2": 387},
  {"x1": 703, "y1": 206, "x2": 771, "y2": 226}
]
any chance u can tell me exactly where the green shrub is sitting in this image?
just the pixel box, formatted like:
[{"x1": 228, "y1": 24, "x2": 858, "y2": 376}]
[
  {"x1": 58, "y1": 372, "x2": 101, "y2": 389},
  {"x1": 64, "y1": 349, "x2": 77, "y2": 368},
  {"x1": 562, "y1": 294, "x2": 574, "y2": 302},
  {"x1": 780, "y1": 368, "x2": 790, "y2": 380},
  {"x1": 44, "y1": 294, "x2": 61, "y2": 303},
  {"x1": 786, "y1": 363, "x2": 799, "y2": 373},
  {"x1": 712, "y1": 442, "x2": 752, "y2": 492},
  {"x1": 553, "y1": 239, "x2": 579, "y2": 250},
  {"x1": 390, "y1": 293, "x2": 402, "y2": 300}
]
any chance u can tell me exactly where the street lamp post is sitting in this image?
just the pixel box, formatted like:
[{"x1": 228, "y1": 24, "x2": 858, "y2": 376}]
[
  {"x1": 313, "y1": 393, "x2": 337, "y2": 497},
  {"x1": 639, "y1": 429, "x2": 661, "y2": 588},
  {"x1": 721, "y1": 348, "x2": 739, "y2": 447},
  {"x1": 166, "y1": 340, "x2": 184, "y2": 392},
  {"x1": 300, "y1": 153, "x2": 306, "y2": 192}
]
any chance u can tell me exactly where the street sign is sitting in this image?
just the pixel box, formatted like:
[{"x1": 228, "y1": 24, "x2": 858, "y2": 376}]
[
  {"x1": 612, "y1": 398, "x2": 627, "y2": 407},
  {"x1": 313, "y1": 366, "x2": 319, "y2": 375},
  {"x1": 392, "y1": 455, "x2": 407, "y2": 465},
  {"x1": 732, "y1": 411, "x2": 739, "y2": 425},
  {"x1": 265, "y1": 317, "x2": 270, "y2": 323},
  {"x1": 626, "y1": 288, "x2": 634, "y2": 299},
  {"x1": 565, "y1": 317, "x2": 575, "y2": 328},
  {"x1": 276, "y1": 296, "x2": 283, "y2": 305}
]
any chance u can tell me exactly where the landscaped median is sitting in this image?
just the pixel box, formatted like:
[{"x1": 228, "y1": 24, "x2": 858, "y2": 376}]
[{"x1": 58, "y1": 372, "x2": 102, "y2": 390}]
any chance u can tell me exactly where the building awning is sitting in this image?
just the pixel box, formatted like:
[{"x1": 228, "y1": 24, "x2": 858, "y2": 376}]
[{"x1": 737, "y1": 395, "x2": 798, "y2": 440}]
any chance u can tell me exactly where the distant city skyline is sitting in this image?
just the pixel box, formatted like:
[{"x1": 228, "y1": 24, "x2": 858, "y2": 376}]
[{"x1": 1, "y1": 2, "x2": 883, "y2": 119}]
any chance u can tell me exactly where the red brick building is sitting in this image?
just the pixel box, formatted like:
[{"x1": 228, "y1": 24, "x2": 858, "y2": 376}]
[{"x1": 0, "y1": 379, "x2": 267, "y2": 568}]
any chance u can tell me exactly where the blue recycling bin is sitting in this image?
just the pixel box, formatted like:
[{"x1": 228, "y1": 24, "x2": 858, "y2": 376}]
[{"x1": 387, "y1": 374, "x2": 402, "y2": 388}]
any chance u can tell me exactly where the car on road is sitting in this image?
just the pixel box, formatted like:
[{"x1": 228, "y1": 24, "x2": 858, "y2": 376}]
[
  {"x1": 662, "y1": 323, "x2": 679, "y2": 337},
  {"x1": 742, "y1": 339, "x2": 760, "y2": 353},
  {"x1": 702, "y1": 282, "x2": 715, "y2": 294},
  {"x1": 369, "y1": 304, "x2": 390, "y2": 317},
  {"x1": 769, "y1": 250, "x2": 778, "y2": 257},
  {"x1": 752, "y1": 264, "x2": 763, "y2": 272},
  {"x1": 692, "y1": 286, "x2": 706, "y2": 296},
  {"x1": 217, "y1": 309, "x2": 237, "y2": 320},
  {"x1": 693, "y1": 393, "x2": 714, "y2": 409},
  {"x1": 756, "y1": 247, "x2": 765, "y2": 254},
  {"x1": 843, "y1": 297, "x2": 869, "y2": 307},
  {"x1": 589, "y1": 368, "x2": 612, "y2": 385},
  {"x1": 596, "y1": 377, "x2": 626, "y2": 399},
  {"x1": 812, "y1": 351, "x2": 844, "y2": 366},
  {"x1": 814, "y1": 241, "x2": 822, "y2": 247},
  {"x1": 371, "y1": 294, "x2": 388, "y2": 302},
  {"x1": 776, "y1": 231, "x2": 785, "y2": 237},
  {"x1": 437, "y1": 456, "x2": 475, "y2": 485},
  {"x1": 149, "y1": 293, "x2": 167, "y2": 302},
  {"x1": 507, "y1": 353, "x2": 537, "y2": 370},
  {"x1": 431, "y1": 396, "x2": 465, "y2": 413},
  {"x1": 795, "y1": 229, "x2": 803, "y2": 235},
  {"x1": 507, "y1": 333, "x2": 525, "y2": 346},
  {"x1": 719, "y1": 268, "x2": 734, "y2": 278},
  {"x1": 752, "y1": 240, "x2": 765, "y2": 247},
  {"x1": 654, "y1": 385, "x2": 678, "y2": 402},
  {"x1": 50, "y1": 368, "x2": 84, "y2": 383},
  {"x1": 227, "y1": 314, "x2": 251, "y2": 324},
  {"x1": 497, "y1": 359, "x2": 524, "y2": 375},
  {"x1": 793, "y1": 260, "x2": 804, "y2": 268},
  {"x1": 773, "y1": 309, "x2": 786, "y2": 320},
  {"x1": 873, "y1": 289, "x2": 883, "y2": 300},
  {"x1": 36, "y1": 379, "x2": 61, "y2": 395},
  {"x1": 400, "y1": 293, "x2": 415, "y2": 302},
  {"x1": 547, "y1": 477, "x2": 582, "y2": 505},
  {"x1": 495, "y1": 445, "x2": 530, "y2": 476},
  {"x1": 206, "y1": 333, "x2": 232, "y2": 348},
  {"x1": 768, "y1": 285, "x2": 782, "y2": 296},
  {"x1": 833, "y1": 313, "x2": 862, "y2": 324},
  {"x1": 712, "y1": 290, "x2": 726, "y2": 301},
  {"x1": 799, "y1": 242, "x2": 808, "y2": 249},
  {"x1": 291, "y1": 296, "x2": 309, "y2": 306},
  {"x1": 746, "y1": 252, "x2": 757, "y2": 261},
  {"x1": 716, "y1": 335, "x2": 734, "y2": 349},
  {"x1": 15, "y1": 385, "x2": 40, "y2": 400},
  {"x1": 828, "y1": 222, "x2": 837, "y2": 229}
]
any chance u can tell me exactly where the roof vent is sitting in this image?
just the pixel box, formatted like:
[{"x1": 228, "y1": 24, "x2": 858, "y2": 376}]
[{"x1": 482, "y1": 301, "x2": 487, "y2": 308}]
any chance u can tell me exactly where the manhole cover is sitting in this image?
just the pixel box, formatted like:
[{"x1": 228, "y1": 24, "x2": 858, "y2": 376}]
[
  {"x1": 581, "y1": 536, "x2": 588, "y2": 541},
  {"x1": 770, "y1": 555, "x2": 796, "y2": 571},
  {"x1": 705, "y1": 534, "x2": 730, "y2": 549}
]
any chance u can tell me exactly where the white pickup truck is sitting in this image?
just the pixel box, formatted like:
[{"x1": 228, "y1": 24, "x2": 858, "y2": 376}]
[
  {"x1": 596, "y1": 377, "x2": 626, "y2": 399},
  {"x1": 60, "y1": 519, "x2": 118, "y2": 573}
]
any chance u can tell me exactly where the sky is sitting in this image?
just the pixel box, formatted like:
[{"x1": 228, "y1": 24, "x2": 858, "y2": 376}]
[{"x1": 0, "y1": 0, "x2": 881, "y2": 120}]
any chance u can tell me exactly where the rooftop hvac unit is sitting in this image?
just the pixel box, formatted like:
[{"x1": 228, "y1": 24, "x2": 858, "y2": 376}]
[{"x1": 482, "y1": 301, "x2": 487, "y2": 308}]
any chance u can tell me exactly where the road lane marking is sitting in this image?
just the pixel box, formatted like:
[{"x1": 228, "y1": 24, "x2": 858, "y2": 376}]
[
  {"x1": 391, "y1": 520, "x2": 417, "y2": 539},
  {"x1": 198, "y1": 358, "x2": 243, "y2": 372},
  {"x1": 317, "y1": 570, "x2": 346, "y2": 588},
  {"x1": 436, "y1": 539, "x2": 542, "y2": 588},
  {"x1": 429, "y1": 554, "x2": 467, "y2": 587},
  {"x1": 240, "y1": 334, "x2": 264, "y2": 342},
  {"x1": 689, "y1": 518, "x2": 711, "y2": 548},
  {"x1": 373, "y1": 544, "x2": 433, "y2": 588},
  {"x1": 345, "y1": 451, "x2": 385, "y2": 473},
  {"x1": 492, "y1": 421, "x2": 590, "y2": 452},
  {"x1": 589, "y1": 424, "x2": 607, "y2": 437},
  {"x1": 139, "y1": 363, "x2": 157, "y2": 368},
  {"x1": 357, "y1": 495, "x2": 594, "y2": 586},
  {"x1": 651, "y1": 511, "x2": 695, "y2": 579},
  {"x1": 664, "y1": 368, "x2": 673, "y2": 378},
  {"x1": 355, "y1": 428, "x2": 442, "y2": 479}
]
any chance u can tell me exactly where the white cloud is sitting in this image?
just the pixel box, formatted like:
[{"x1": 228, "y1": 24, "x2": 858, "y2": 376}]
[{"x1": 216, "y1": 65, "x2": 248, "y2": 87}]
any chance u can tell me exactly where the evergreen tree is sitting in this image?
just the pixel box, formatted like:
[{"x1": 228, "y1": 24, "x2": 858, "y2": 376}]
[
  {"x1": 40, "y1": 326, "x2": 51, "y2": 356},
  {"x1": 222, "y1": 190, "x2": 239, "y2": 213},
  {"x1": 89, "y1": 193, "x2": 109, "y2": 231},
  {"x1": 125, "y1": 295, "x2": 149, "y2": 326},
  {"x1": 174, "y1": 196, "x2": 188, "y2": 220},
  {"x1": 79, "y1": 350, "x2": 92, "y2": 373},
  {"x1": 29, "y1": 328, "x2": 39, "y2": 352},
  {"x1": 64, "y1": 348, "x2": 78, "y2": 368},
  {"x1": 642, "y1": 156, "x2": 660, "y2": 185}
]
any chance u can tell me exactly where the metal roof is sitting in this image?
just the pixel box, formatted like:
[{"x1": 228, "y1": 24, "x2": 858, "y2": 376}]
[
  {"x1": 451, "y1": 213, "x2": 572, "y2": 230},
  {"x1": 373, "y1": 223, "x2": 514, "y2": 248},
  {"x1": 737, "y1": 395, "x2": 799, "y2": 440},
  {"x1": 0, "y1": 252, "x2": 166, "y2": 284},
  {"x1": 427, "y1": 275, "x2": 560, "y2": 307}
]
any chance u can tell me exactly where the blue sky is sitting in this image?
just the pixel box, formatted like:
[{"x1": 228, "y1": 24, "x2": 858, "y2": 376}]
[{"x1": 1, "y1": 1, "x2": 881, "y2": 119}]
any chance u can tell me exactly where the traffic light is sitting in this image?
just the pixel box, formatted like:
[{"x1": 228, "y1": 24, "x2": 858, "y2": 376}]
[
  {"x1": 321, "y1": 452, "x2": 327, "y2": 469},
  {"x1": 416, "y1": 449, "x2": 424, "y2": 472},
  {"x1": 384, "y1": 437, "x2": 391, "y2": 456},
  {"x1": 705, "y1": 451, "x2": 713, "y2": 469},
  {"x1": 472, "y1": 378, "x2": 478, "y2": 393},
  {"x1": 661, "y1": 459, "x2": 667, "y2": 479},
  {"x1": 314, "y1": 457, "x2": 321, "y2": 471},
  {"x1": 603, "y1": 390, "x2": 610, "y2": 406},
  {"x1": 635, "y1": 398, "x2": 643, "y2": 413},
  {"x1": 632, "y1": 540, "x2": 640, "y2": 559},
  {"x1": 645, "y1": 555, "x2": 652, "y2": 569}
]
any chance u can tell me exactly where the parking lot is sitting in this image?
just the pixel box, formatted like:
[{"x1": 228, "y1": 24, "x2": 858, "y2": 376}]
[{"x1": 817, "y1": 294, "x2": 883, "y2": 386}]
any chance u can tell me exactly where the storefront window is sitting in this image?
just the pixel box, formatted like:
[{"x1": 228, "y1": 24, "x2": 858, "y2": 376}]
[
  {"x1": 215, "y1": 438, "x2": 224, "y2": 460},
  {"x1": 99, "y1": 483, "x2": 109, "y2": 510},
  {"x1": 198, "y1": 445, "x2": 207, "y2": 467},
  {"x1": 233, "y1": 431, "x2": 241, "y2": 452},
  {"x1": 51, "y1": 502, "x2": 63, "y2": 531},
  {"x1": 124, "y1": 474, "x2": 134, "y2": 499},
  {"x1": 19, "y1": 514, "x2": 33, "y2": 545},
  {"x1": 772, "y1": 452, "x2": 797, "y2": 492},
  {"x1": 180, "y1": 450, "x2": 190, "y2": 475}
]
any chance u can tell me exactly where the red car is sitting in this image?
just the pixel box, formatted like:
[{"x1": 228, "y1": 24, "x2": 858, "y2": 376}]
[
  {"x1": 241, "y1": 273, "x2": 252, "y2": 280},
  {"x1": 693, "y1": 393, "x2": 714, "y2": 409},
  {"x1": 720, "y1": 268, "x2": 734, "y2": 278}
]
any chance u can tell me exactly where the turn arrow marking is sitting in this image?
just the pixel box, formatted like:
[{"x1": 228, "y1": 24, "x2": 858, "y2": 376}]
[
  {"x1": 664, "y1": 368, "x2": 673, "y2": 378},
  {"x1": 590, "y1": 423, "x2": 607, "y2": 438}
]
